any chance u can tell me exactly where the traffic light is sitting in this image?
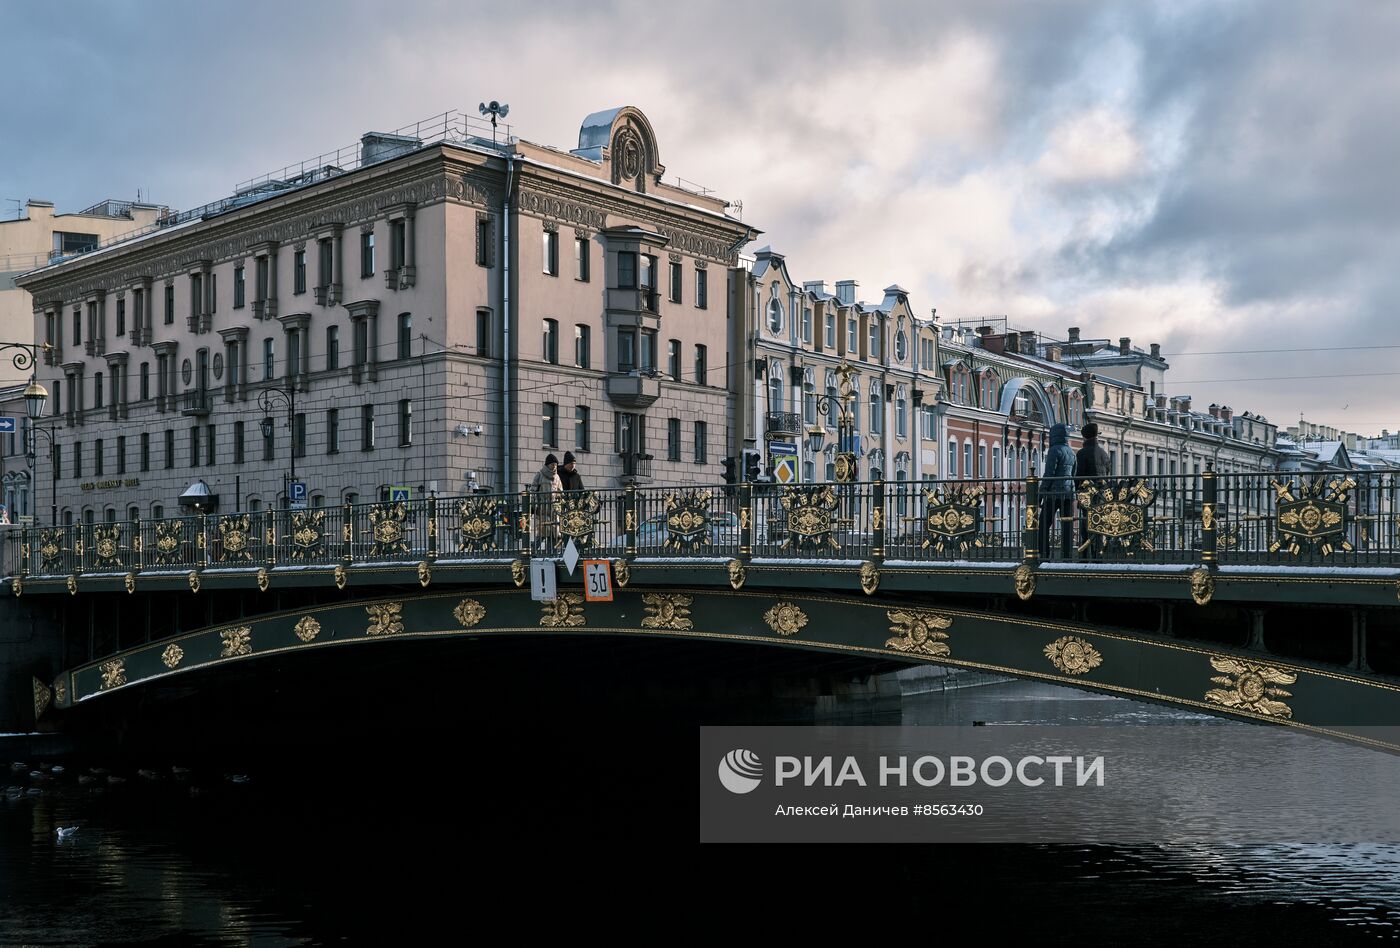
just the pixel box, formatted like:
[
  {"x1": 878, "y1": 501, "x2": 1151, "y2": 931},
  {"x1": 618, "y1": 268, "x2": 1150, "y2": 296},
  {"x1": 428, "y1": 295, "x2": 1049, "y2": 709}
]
[
  {"x1": 742, "y1": 448, "x2": 762, "y2": 482},
  {"x1": 721, "y1": 457, "x2": 737, "y2": 484}
]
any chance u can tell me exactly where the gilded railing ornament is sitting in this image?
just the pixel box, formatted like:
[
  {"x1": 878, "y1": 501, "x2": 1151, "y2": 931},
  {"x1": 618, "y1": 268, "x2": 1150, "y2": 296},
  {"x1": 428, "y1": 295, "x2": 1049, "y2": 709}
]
[
  {"x1": 418, "y1": 561, "x2": 432, "y2": 587},
  {"x1": 663, "y1": 489, "x2": 713, "y2": 552},
  {"x1": 457, "y1": 497, "x2": 502, "y2": 553},
  {"x1": 368, "y1": 502, "x2": 411, "y2": 557},
  {"x1": 613, "y1": 558, "x2": 630, "y2": 588},
  {"x1": 780, "y1": 484, "x2": 840, "y2": 551},
  {"x1": 1189, "y1": 567, "x2": 1214, "y2": 606},
  {"x1": 1013, "y1": 564, "x2": 1035, "y2": 601},
  {"x1": 453, "y1": 598, "x2": 486, "y2": 628},
  {"x1": 1205, "y1": 656, "x2": 1297, "y2": 718},
  {"x1": 510, "y1": 560, "x2": 526, "y2": 587},
  {"x1": 727, "y1": 558, "x2": 746, "y2": 590},
  {"x1": 366, "y1": 602, "x2": 405, "y2": 636},
  {"x1": 217, "y1": 514, "x2": 253, "y2": 563},
  {"x1": 161, "y1": 643, "x2": 184, "y2": 669},
  {"x1": 290, "y1": 509, "x2": 326, "y2": 559},
  {"x1": 554, "y1": 492, "x2": 601, "y2": 549},
  {"x1": 1201, "y1": 503, "x2": 1216, "y2": 532},
  {"x1": 884, "y1": 608, "x2": 952, "y2": 656},
  {"x1": 154, "y1": 519, "x2": 185, "y2": 565},
  {"x1": 33, "y1": 678, "x2": 51, "y2": 721},
  {"x1": 871, "y1": 507, "x2": 883, "y2": 531},
  {"x1": 641, "y1": 593, "x2": 694, "y2": 631},
  {"x1": 124, "y1": 572, "x2": 136, "y2": 594},
  {"x1": 540, "y1": 592, "x2": 586, "y2": 628},
  {"x1": 1044, "y1": 635, "x2": 1102, "y2": 676},
  {"x1": 1076, "y1": 479, "x2": 1157, "y2": 556},
  {"x1": 859, "y1": 561, "x2": 880, "y2": 595},
  {"x1": 53, "y1": 676, "x2": 66, "y2": 706},
  {"x1": 919, "y1": 483, "x2": 985, "y2": 555},
  {"x1": 833, "y1": 452, "x2": 857, "y2": 484},
  {"x1": 39, "y1": 529, "x2": 64, "y2": 573},
  {"x1": 187, "y1": 571, "x2": 200, "y2": 593},
  {"x1": 334, "y1": 564, "x2": 348, "y2": 590},
  {"x1": 1024, "y1": 505, "x2": 1039, "y2": 532},
  {"x1": 220, "y1": 626, "x2": 253, "y2": 657},
  {"x1": 256, "y1": 567, "x2": 269, "y2": 592},
  {"x1": 294, "y1": 616, "x2": 322, "y2": 642},
  {"x1": 99, "y1": 659, "x2": 126, "y2": 690},
  {"x1": 92, "y1": 524, "x2": 124, "y2": 568},
  {"x1": 11, "y1": 576, "x2": 21, "y2": 597},
  {"x1": 625, "y1": 509, "x2": 636, "y2": 533},
  {"x1": 1270, "y1": 476, "x2": 1356, "y2": 556},
  {"x1": 764, "y1": 601, "x2": 808, "y2": 637},
  {"x1": 67, "y1": 575, "x2": 77, "y2": 596}
]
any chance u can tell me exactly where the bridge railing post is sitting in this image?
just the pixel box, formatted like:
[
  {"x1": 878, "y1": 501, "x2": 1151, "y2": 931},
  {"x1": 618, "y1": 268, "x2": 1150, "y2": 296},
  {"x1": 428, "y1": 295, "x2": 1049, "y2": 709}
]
[
  {"x1": 18, "y1": 526, "x2": 28, "y2": 578},
  {"x1": 1023, "y1": 476, "x2": 1040, "y2": 564},
  {"x1": 427, "y1": 492, "x2": 439, "y2": 561},
  {"x1": 519, "y1": 488, "x2": 532, "y2": 562},
  {"x1": 133, "y1": 516, "x2": 142, "y2": 573},
  {"x1": 871, "y1": 476, "x2": 885, "y2": 565},
  {"x1": 623, "y1": 483, "x2": 637, "y2": 559},
  {"x1": 342, "y1": 502, "x2": 354, "y2": 563},
  {"x1": 739, "y1": 481, "x2": 753, "y2": 563},
  {"x1": 1201, "y1": 463, "x2": 1217, "y2": 565}
]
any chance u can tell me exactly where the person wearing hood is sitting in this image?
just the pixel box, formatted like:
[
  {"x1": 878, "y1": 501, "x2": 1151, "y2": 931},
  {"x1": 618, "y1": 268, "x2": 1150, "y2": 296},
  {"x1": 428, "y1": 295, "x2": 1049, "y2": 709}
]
[
  {"x1": 531, "y1": 454, "x2": 562, "y2": 550},
  {"x1": 1075, "y1": 423, "x2": 1111, "y2": 558},
  {"x1": 1038, "y1": 423, "x2": 1078, "y2": 558},
  {"x1": 558, "y1": 452, "x2": 584, "y2": 492}
]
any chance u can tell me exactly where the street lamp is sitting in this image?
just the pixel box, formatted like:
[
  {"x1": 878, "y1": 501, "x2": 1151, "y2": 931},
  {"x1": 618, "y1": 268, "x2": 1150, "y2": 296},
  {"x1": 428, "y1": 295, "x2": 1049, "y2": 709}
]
[
  {"x1": 23, "y1": 377, "x2": 48, "y2": 421},
  {"x1": 25, "y1": 423, "x2": 56, "y2": 526},
  {"x1": 258, "y1": 386, "x2": 297, "y2": 508},
  {"x1": 805, "y1": 361, "x2": 859, "y2": 483}
]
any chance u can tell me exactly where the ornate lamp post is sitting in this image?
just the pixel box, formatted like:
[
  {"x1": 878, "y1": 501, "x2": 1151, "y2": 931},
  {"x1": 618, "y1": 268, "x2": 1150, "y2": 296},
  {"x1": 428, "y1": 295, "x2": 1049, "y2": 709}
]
[
  {"x1": 0, "y1": 343, "x2": 53, "y2": 523},
  {"x1": 258, "y1": 386, "x2": 297, "y2": 508},
  {"x1": 804, "y1": 361, "x2": 858, "y2": 483}
]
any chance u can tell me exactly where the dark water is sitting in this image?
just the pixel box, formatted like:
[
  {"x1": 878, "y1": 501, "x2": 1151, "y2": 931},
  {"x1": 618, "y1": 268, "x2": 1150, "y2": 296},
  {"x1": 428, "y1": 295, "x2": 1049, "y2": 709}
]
[{"x1": 3, "y1": 669, "x2": 1400, "y2": 944}]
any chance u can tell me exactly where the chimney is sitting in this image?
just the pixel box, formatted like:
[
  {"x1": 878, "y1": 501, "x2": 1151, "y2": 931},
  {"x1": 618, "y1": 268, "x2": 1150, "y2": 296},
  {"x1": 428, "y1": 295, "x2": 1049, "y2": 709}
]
[
  {"x1": 1181, "y1": 396, "x2": 1191, "y2": 412},
  {"x1": 1221, "y1": 406, "x2": 1233, "y2": 422},
  {"x1": 1004, "y1": 331, "x2": 1019, "y2": 353},
  {"x1": 1067, "y1": 327, "x2": 1081, "y2": 344},
  {"x1": 1118, "y1": 336, "x2": 1131, "y2": 356},
  {"x1": 1209, "y1": 404, "x2": 1220, "y2": 419},
  {"x1": 835, "y1": 280, "x2": 858, "y2": 305},
  {"x1": 802, "y1": 280, "x2": 827, "y2": 297},
  {"x1": 976, "y1": 325, "x2": 993, "y2": 338},
  {"x1": 1021, "y1": 331, "x2": 1037, "y2": 354},
  {"x1": 1045, "y1": 345, "x2": 1061, "y2": 363},
  {"x1": 1150, "y1": 343, "x2": 1161, "y2": 359}
]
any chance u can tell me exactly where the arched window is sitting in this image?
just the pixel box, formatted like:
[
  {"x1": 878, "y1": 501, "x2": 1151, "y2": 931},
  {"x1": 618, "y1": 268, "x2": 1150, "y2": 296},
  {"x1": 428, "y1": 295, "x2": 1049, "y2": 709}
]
[
  {"x1": 767, "y1": 359, "x2": 784, "y2": 412},
  {"x1": 767, "y1": 283, "x2": 784, "y2": 332},
  {"x1": 894, "y1": 452, "x2": 911, "y2": 515},
  {"x1": 869, "y1": 448, "x2": 885, "y2": 483},
  {"x1": 895, "y1": 385, "x2": 908, "y2": 439},
  {"x1": 963, "y1": 441, "x2": 972, "y2": 480},
  {"x1": 825, "y1": 371, "x2": 839, "y2": 428},
  {"x1": 894, "y1": 319, "x2": 908, "y2": 362},
  {"x1": 948, "y1": 439, "x2": 958, "y2": 478},
  {"x1": 803, "y1": 367, "x2": 817, "y2": 425},
  {"x1": 868, "y1": 378, "x2": 883, "y2": 435}
]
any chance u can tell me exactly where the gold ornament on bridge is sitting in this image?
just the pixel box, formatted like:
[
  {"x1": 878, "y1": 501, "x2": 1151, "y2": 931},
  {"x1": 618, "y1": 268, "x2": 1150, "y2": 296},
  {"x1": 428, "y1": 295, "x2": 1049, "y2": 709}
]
[
  {"x1": 613, "y1": 558, "x2": 630, "y2": 587},
  {"x1": 294, "y1": 616, "x2": 321, "y2": 642},
  {"x1": 1205, "y1": 656, "x2": 1297, "y2": 719},
  {"x1": 453, "y1": 598, "x2": 486, "y2": 629},
  {"x1": 663, "y1": 489, "x2": 713, "y2": 552},
  {"x1": 1270, "y1": 476, "x2": 1355, "y2": 556},
  {"x1": 53, "y1": 676, "x2": 66, "y2": 706},
  {"x1": 187, "y1": 571, "x2": 200, "y2": 594},
  {"x1": 256, "y1": 567, "x2": 269, "y2": 592},
  {"x1": 871, "y1": 507, "x2": 883, "y2": 531},
  {"x1": 418, "y1": 561, "x2": 431, "y2": 588},
  {"x1": 859, "y1": 561, "x2": 880, "y2": 595},
  {"x1": 540, "y1": 592, "x2": 586, "y2": 628},
  {"x1": 1201, "y1": 503, "x2": 1216, "y2": 532},
  {"x1": 161, "y1": 643, "x2": 184, "y2": 669},
  {"x1": 641, "y1": 593, "x2": 694, "y2": 631},
  {"x1": 33, "y1": 678, "x2": 51, "y2": 721},
  {"x1": 368, "y1": 502, "x2": 411, "y2": 557},
  {"x1": 92, "y1": 523, "x2": 123, "y2": 568},
  {"x1": 220, "y1": 626, "x2": 253, "y2": 657},
  {"x1": 1076, "y1": 479, "x2": 1157, "y2": 556},
  {"x1": 764, "y1": 601, "x2": 808, "y2": 637},
  {"x1": 39, "y1": 528, "x2": 63, "y2": 573},
  {"x1": 1024, "y1": 505, "x2": 1038, "y2": 532},
  {"x1": 99, "y1": 659, "x2": 126, "y2": 690},
  {"x1": 884, "y1": 608, "x2": 952, "y2": 657},
  {"x1": 124, "y1": 572, "x2": 136, "y2": 594},
  {"x1": 1044, "y1": 636, "x2": 1102, "y2": 676},
  {"x1": 11, "y1": 576, "x2": 21, "y2": 597},
  {"x1": 727, "y1": 559, "x2": 746, "y2": 590},
  {"x1": 918, "y1": 483, "x2": 985, "y2": 555},
  {"x1": 1013, "y1": 564, "x2": 1035, "y2": 601},
  {"x1": 67, "y1": 575, "x2": 77, "y2": 596},
  {"x1": 625, "y1": 509, "x2": 636, "y2": 533},
  {"x1": 554, "y1": 492, "x2": 601, "y2": 549},
  {"x1": 457, "y1": 497, "x2": 502, "y2": 553},
  {"x1": 334, "y1": 564, "x2": 347, "y2": 589},
  {"x1": 217, "y1": 514, "x2": 253, "y2": 562},
  {"x1": 780, "y1": 484, "x2": 840, "y2": 551},
  {"x1": 290, "y1": 509, "x2": 326, "y2": 559},
  {"x1": 510, "y1": 560, "x2": 526, "y2": 587},
  {"x1": 366, "y1": 602, "x2": 405, "y2": 636},
  {"x1": 154, "y1": 519, "x2": 184, "y2": 565},
  {"x1": 1189, "y1": 567, "x2": 1214, "y2": 606}
]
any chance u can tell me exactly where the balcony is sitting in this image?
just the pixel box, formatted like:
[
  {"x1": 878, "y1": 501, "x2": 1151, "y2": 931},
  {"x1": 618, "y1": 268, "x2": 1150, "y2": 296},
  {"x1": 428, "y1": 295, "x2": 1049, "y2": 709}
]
[
  {"x1": 181, "y1": 389, "x2": 213, "y2": 417},
  {"x1": 619, "y1": 451, "x2": 654, "y2": 483},
  {"x1": 42, "y1": 346, "x2": 61, "y2": 366},
  {"x1": 606, "y1": 287, "x2": 661, "y2": 318},
  {"x1": 84, "y1": 338, "x2": 105, "y2": 357},
  {"x1": 765, "y1": 411, "x2": 804, "y2": 438},
  {"x1": 605, "y1": 371, "x2": 661, "y2": 408},
  {"x1": 186, "y1": 312, "x2": 211, "y2": 334},
  {"x1": 384, "y1": 266, "x2": 416, "y2": 290},
  {"x1": 252, "y1": 299, "x2": 277, "y2": 321},
  {"x1": 314, "y1": 284, "x2": 341, "y2": 307}
]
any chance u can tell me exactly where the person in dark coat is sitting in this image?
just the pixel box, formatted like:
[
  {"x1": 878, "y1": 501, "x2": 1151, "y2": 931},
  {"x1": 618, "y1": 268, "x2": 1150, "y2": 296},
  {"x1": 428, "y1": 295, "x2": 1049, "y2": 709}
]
[
  {"x1": 558, "y1": 451, "x2": 584, "y2": 492},
  {"x1": 1075, "y1": 423, "x2": 1112, "y2": 558},
  {"x1": 1038, "y1": 423, "x2": 1077, "y2": 558}
]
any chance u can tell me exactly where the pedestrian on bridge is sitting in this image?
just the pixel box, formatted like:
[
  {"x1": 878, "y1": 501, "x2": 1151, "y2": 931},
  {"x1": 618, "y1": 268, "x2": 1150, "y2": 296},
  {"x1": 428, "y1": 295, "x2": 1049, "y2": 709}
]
[
  {"x1": 1039, "y1": 423, "x2": 1077, "y2": 559},
  {"x1": 531, "y1": 454, "x2": 563, "y2": 551},
  {"x1": 558, "y1": 452, "x2": 584, "y2": 492},
  {"x1": 1075, "y1": 423, "x2": 1111, "y2": 558}
]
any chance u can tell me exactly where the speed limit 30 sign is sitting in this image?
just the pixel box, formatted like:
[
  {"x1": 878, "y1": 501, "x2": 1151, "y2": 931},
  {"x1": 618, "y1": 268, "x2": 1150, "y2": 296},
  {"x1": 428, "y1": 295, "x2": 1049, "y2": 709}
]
[{"x1": 582, "y1": 559, "x2": 614, "y2": 602}]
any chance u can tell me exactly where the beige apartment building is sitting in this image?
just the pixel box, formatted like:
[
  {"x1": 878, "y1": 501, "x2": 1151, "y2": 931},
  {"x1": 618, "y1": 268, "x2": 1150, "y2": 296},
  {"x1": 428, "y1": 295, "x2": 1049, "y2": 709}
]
[{"x1": 16, "y1": 106, "x2": 752, "y2": 523}]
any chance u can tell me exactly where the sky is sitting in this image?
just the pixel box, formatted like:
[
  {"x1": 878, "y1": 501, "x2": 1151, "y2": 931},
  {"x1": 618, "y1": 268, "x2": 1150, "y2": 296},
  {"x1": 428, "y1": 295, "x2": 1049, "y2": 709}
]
[{"x1": 3, "y1": 0, "x2": 1398, "y2": 434}]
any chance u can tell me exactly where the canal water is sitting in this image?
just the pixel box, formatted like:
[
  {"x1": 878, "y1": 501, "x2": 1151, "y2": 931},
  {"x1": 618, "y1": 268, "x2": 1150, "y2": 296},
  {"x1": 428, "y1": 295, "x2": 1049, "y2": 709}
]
[{"x1": 3, "y1": 674, "x2": 1399, "y2": 944}]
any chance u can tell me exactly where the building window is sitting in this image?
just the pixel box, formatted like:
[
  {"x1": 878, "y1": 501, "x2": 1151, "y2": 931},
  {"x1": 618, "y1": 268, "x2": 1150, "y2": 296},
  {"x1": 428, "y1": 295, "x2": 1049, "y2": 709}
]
[
  {"x1": 189, "y1": 426, "x2": 200, "y2": 469},
  {"x1": 293, "y1": 249, "x2": 306, "y2": 295},
  {"x1": 694, "y1": 421, "x2": 708, "y2": 463},
  {"x1": 475, "y1": 217, "x2": 492, "y2": 266},
  {"x1": 164, "y1": 429, "x2": 175, "y2": 469},
  {"x1": 72, "y1": 307, "x2": 81, "y2": 345},
  {"x1": 262, "y1": 416, "x2": 274, "y2": 461},
  {"x1": 116, "y1": 435, "x2": 126, "y2": 474},
  {"x1": 667, "y1": 339, "x2": 681, "y2": 380},
  {"x1": 542, "y1": 230, "x2": 558, "y2": 276},
  {"x1": 72, "y1": 441, "x2": 81, "y2": 479},
  {"x1": 94, "y1": 439, "x2": 104, "y2": 476},
  {"x1": 667, "y1": 418, "x2": 681, "y2": 461},
  {"x1": 542, "y1": 402, "x2": 558, "y2": 448},
  {"x1": 869, "y1": 322, "x2": 881, "y2": 361},
  {"x1": 848, "y1": 318, "x2": 858, "y2": 353},
  {"x1": 476, "y1": 310, "x2": 492, "y2": 357},
  {"x1": 804, "y1": 369, "x2": 817, "y2": 425},
  {"x1": 94, "y1": 372, "x2": 104, "y2": 409},
  {"x1": 574, "y1": 324, "x2": 590, "y2": 369},
  {"x1": 978, "y1": 443, "x2": 987, "y2": 478},
  {"x1": 640, "y1": 330, "x2": 657, "y2": 373},
  {"x1": 869, "y1": 386, "x2": 883, "y2": 435},
  {"x1": 640, "y1": 255, "x2": 656, "y2": 299},
  {"x1": 669, "y1": 261, "x2": 682, "y2": 304},
  {"x1": 397, "y1": 400, "x2": 411, "y2": 447},
  {"x1": 824, "y1": 313, "x2": 836, "y2": 349},
  {"x1": 575, "y1": 405, "x2": 590, "y2": 451},
  {"x1": 575, "y1": 236, "x2": 590, "y2": 281},
  {"x1": 802, "y1": 307, "x2": 812, "y2": 344},
  {"x1": 895, "y1": 330, "x2": 907, "y2": 362},
  {"x1": 116, "y1": 299, "x2": 126, "y2": 337},
  {"x1": 896, "y1": 397, "x2": 907, "y2": 438},
  {"x1": 617, "y1": 251, "x2": 637, "y2": 288},
  {"x1": 360, "y1": 230, "x2": 376, "y2": 278},
  {"x1": 164, "y1": 285, "x2": 174, "y2": 325},
  {"x1": 140, "y1": 432, "x2": 150, "y2": 471},
  {"x1": 234, "y1": 265, "x2": 246, "y2": 308},
  {"x1": 326, "y1": 325, "x2": 339, "y2": 370},
  {"x1": 361, "y1": 404, "x2": 375, "y2": 451},
  {"x1": 206, "y1": 423, "x2": 216, "y2": 465},
  {"x1": 263, "y1": 338, "x2": 275, "y2": 380},
  {"x1": 542, "y1": 319, "x2": 559, "y2": 364},
  {"x1": 963, "y1": 442, "x2": 973, "y2": 480},
  {"x1": 397, "y1": 313, "x2": 412, "y2": 360},
  {"x1": 233, "y1": 420, "x2": 244, "y2": 464},
  {"x1": 767, "y1": 294, "x2": 783, "y2": 333},
  {"x1": 389, "y1": 220, "x2": 406, "y2": 271},
  {"x1": 948, "y1": 440, "x2": 957, "y2": 477},
  {"x1": 327, "y1": 408, "x2": 339, "y2": 454},
  {"x1": 695, "y1": 344, "x2": 707, "y2": 385},
  {"x1": 695, "y1": 269, "x2": 707, "y2": 309},
  {"x1": 293, "y1": 413, "x2": 306, "y2": 458},
  {"x1": 617, "y1": 329, "x2": 636, "y2": 373}
]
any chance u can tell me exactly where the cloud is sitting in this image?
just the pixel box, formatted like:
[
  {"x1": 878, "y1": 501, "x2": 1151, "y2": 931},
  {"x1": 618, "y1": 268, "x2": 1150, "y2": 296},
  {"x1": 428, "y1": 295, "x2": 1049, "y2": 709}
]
[{"x1": 1035, "y1": 108, "x2": 1143, "y2": 184}]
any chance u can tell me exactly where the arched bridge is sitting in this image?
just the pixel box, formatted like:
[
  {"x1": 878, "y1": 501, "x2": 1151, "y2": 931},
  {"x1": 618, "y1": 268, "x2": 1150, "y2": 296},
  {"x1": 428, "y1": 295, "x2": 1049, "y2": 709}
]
[{"x1": 10, "y1": 472, "x2": 1400, "y2": 750}]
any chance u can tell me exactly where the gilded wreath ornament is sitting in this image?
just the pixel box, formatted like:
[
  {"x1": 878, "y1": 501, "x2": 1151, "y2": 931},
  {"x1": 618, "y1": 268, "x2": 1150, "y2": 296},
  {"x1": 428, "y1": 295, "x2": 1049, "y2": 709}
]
[
  {"x1": 764, "y1": 601, "x2": 808, "y2": 637},
  {"x1": 161, "y1": 643, "x2": 184, "y2": 669},
  {"x1": 540, "y1": 592, "x2": 586, "y2": 628},
  {"x1": 884, "y1": 608, "x2": 952, "y2": 656},
  {"x1": 294, "y1": 616, "x2": 322, "y2": 642},
  {"x1": 38, "y1": 528, "x2": 64, "y2": 573},
  {"x1": 1270, "y1": 476, "x2": 1355, "y2": 556},
  {"x1": 366, "y1": 602, "x2": 406, "y2": 636},
  {"x1": 780, "y1": 484, "x2": 840, "y2": 551},
  {"x1": 220, "y1": 626, "x2": 253, "y2": 657},
  {"x1": 217, "y1": 514, "x2": 253, "y2": 563},
  {"x1": 662, "y1": 489, "x2": 714, "y2": 552},
  {"x1": 92, "y1": 524, "x2": 123, "y2": 568},
  {"x1": 1205, "y1": 656, "x2": 1296, "y2": 718},
  {"x1": 99, "y1": 659, "x2": 126, "y2": 690},
  {"x1": 1076, "y1": 479, "x2": 1157, "y2": 556},
  {"x1": 368, "y1": 502, "x2": 411, "y2": 557},
  {"x1": 641, "y1": 593, "x2": 694, "y2": 631},
  {"x1": 554, "y1": 492, "x2": 601, "y2": 549},
  {"x1": 1044, "y1": 636, "x2": 1102, "y2": 675},
  {"x1": 918, "y1": 483, "x2": 984, "y2": 555},
  {"x1": 453, "y1": 598, "x2": 487, "y2": 628},
  {"x1": 457, "y1": 497, "x2": 503, "y2": 553},
  {"x1": 153, "y1": 519, "x2": 185, "y2": 565},
  {"x1": 289, "y1": 509, "x2": 326, "y2": 560}
]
